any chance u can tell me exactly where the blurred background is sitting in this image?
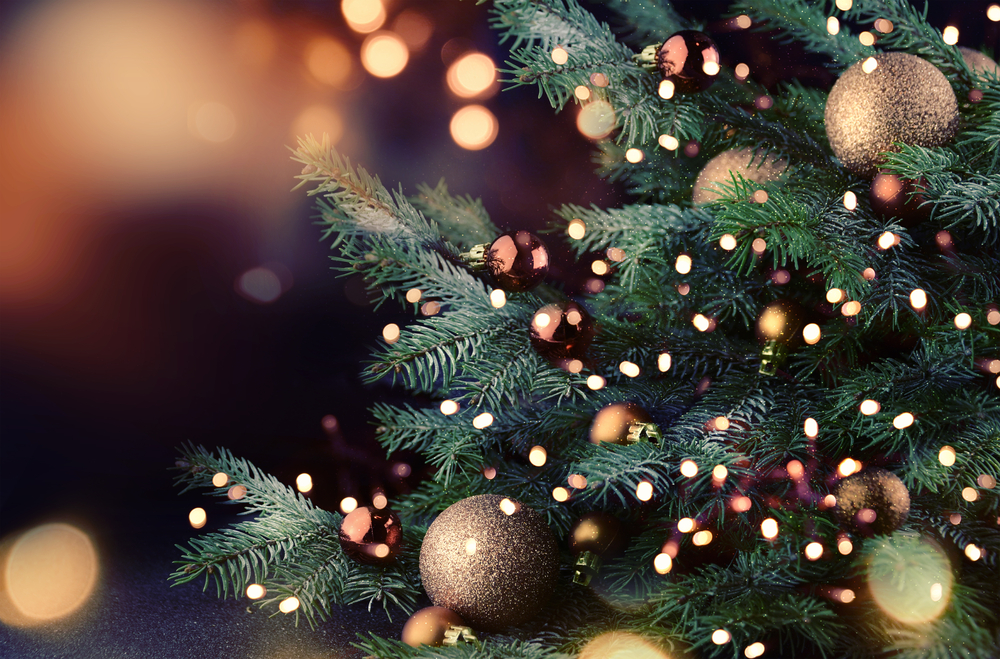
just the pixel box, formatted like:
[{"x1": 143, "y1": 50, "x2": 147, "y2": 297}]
[{"x1": 0, "y1": 0, "x2": 996, "y2": 657}]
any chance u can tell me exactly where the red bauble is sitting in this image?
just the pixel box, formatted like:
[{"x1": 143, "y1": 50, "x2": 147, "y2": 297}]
[
  {"x1": 338, "y1": 506, "x2": 402, "y2": 566},
  {"x1": 656, "y1": 30, "x2": 720, "y2": 93},
  {"x1": 485, "y1": 231, "x2": 549, "y2": 292},
  {"x1": 529, "y1": 301, "x2": 594, "y2": 364},
  {"x1": 870, "y1": 172, "x2": 928, "y2": 222}
]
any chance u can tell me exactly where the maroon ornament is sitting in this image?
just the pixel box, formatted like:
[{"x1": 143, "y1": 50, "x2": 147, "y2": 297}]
[
  {"x1": 338, "y1": 505, "x2": 402, "y2": 566},
  {"x1": 656, "y1": 30, "x2": 721, "y2": 93},
  {"x1": 870, "y1": 172, "x2": 928, "y2": 223},
  {"x1": 485, "y1": 231, "x2": 549, "y2": 292},
  {"x1": 529, "y1": 301, "x2": 594, "y2": 364}
]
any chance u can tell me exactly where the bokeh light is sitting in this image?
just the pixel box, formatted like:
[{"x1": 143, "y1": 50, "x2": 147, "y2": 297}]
[
  {"x1": 838, "y1": 458, "x2": 860, "y2": 477},
  {"x1": 447, "y1": 52, "x2": 497, "y2": 98},
  {"x1": 732, "y1": 496, "x2": 752, "y2": 513},
  {"x1": 675, "y1": 254, "x2": 692, "y2": 274},
  {"x1": 279, "y1": 596, "x2": 300, "y2": 613},
  {"x1": 680, "y1": 460, "x2": 698, "y2": 478},
  {"x1": 587, "y1": 374, "x2": 606, "y2": 390},
  {"x1": 989, "y1": 5, "x2": 1000, "y2": 22},
  {"x1": 805, "y1": 542, "x2": 823, "y2": 560},
  {"x1": 938, "y1": 446, "x2": 957, "y2": 466},
  {"x1": 440, "y1": 399, "x2": 459, "y2": 415},
  {"x1": 713, "y1": 465, "x2": 728, "y2": 480},
  {"x1": 296, "y1": 473, "x2": 313, "y2": 493},
  {"x1": 954, "y1": 312, "x2": 972, "y2": 329},
  {"x1": 841, "y1": 300, "x2": 861, "y2": 316},
  {"x1": 962, "y1": 487, "x2": 978, "y2": 502},
  {"x1": 361, "y1": 32, "x2": 408, "y2": 78},
  {"x1": 843, "y1": 190, "x2": 857, "y2": 209},
  {"x1": 568, "y1": 219, "x2": 586, "y2": 239},
  {"x1": 568, "y1": 474, "x2": 588, "y2": 489},
  {"x1": 658, "y1": 79, "x2": 675, "y2": 99},
  {"x1": 761, "y1": 518, "x2": 778, "y2": 539},
  {"x1": 305, "y1": 37, "x2": 353, "y2": 88},
  {"x1": 0, "y1": 523, "x2": 99, "y2": 626},
  {"x1": 473, "y1": 412, "x2": 494, "y2": 429},
  {"x1": 528, "y1": 446, "x2": 547, "y2": 467},
  {"x1": 803, "y1": 323, "x2": 821, "y2": 344},
  {"x1": 619, "y1": 361, "x2": 640, "y2": 377},
  {"x1": 734, "y1": 62, "x2": 749, "y2": 79},
  {"x1": 552, "y1": 487, "x2": 569, "y2": 502},
  {"x1": 909, "y1": 289, "x2": 927, "y2": 310},
  {"x1": 868, "y1": 536, "x2": 952, "y2": 623},
  {"x1": 450, "y1": 105, "x2": 498, "y2": 150},
  {"x1": 577, "y1": 100, "x2": 615, "y2": 139},
  {"x1": 965, "y1": 544, "x2": 982, "y2": 561},
  {"x1": 677, "y1": 518, "x2": 695, "y2": 533},
  {"x1": 342, "y1": 0, "x2": 386, "y2": 33},
  {"x1": 657, "y1": 352, "x2": 671, "y2": 372},
  {"x1": 625, "y1": 148, "x2": 644, "y2": 163},
  {"x1": 499, "y1": 498, "x2": 518, "y2": 515},
  {"x1": 838, "y1": 537, "x2": 853, "y2": 555},
  {"x1": 551, "y1": 47, "x2": 568, "y2": 64},
  {"x1": 836, "y1": 0, "x2": 853, "y2": 10},
  {"x1": 804, "y1": 417, "x2": 818, "y2": 438},
  {"x1": 653, "y1": 553, "x2": 672, "y2": 574},
  {"x1": 893, "y1": 412, "x2": 914, "y2": 429},
  {"x1": 393, "y1": 10, "x2": 433, "y2": 49},
  {"x1": 827, "y1": 16, "x2": 840, "y2": 34},
  {"x1": 860, "y1": 399, "x2": 880, "y2": 415},
  {"x1": 291, "y1": 105, "x2": 344, "y2": 145},
  {"x1": 382, "y1": 323, "x2": 401, "y2": 343},
  {"x1": 862, "y1": 57, "x2": 878, "y2": 74},
  {"x1": 658, "y1": 133, "x2": 680, "y2": 150},
  {"x1": 212, "y1": 472, "x2": 229, "y2": 487},
  {"x1": 858, "y1": 31, "x2": 875, "y2": 46},
  {"x1": 942, "y1": 26, "x2": 959, "y2": 45},
  {"x1": 712, "y1": 629, "x2": 731, "y2": 644},
  {"x1": 692, "y1": 530, "x2": 713, "y2": 546},
  {"x1": 340, "y1": 497, "x2": 358, "y2": 514},
  {"x1": 636, "y1": 481, "x2": 653, "y2": 501},
  {"x1": 227, "y1": 485, "x2": 247, "y2": 500},
  {"x1": 577, "y1": 631, "x2": 671, "y2": 659},
  {"x1": 246, "y1": 583, "x2": 265, "y2": 599}
]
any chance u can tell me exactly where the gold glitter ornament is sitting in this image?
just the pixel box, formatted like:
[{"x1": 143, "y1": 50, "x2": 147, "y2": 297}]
[
  {"x1": 692, "y1": 148, "x2": 786, "y2": 206},
  {"x1": 834, "y1": 467, "x2": 910, "y2": 535},
  {"x1": 419, "y1": 494, "x2": 559, "y2": 632},
  {"x1": 959, "y1": 46, "x2": 998, "y2": 77},
  {"x1": 824, "y1": 53, "x2": 958, "y2": 178}
]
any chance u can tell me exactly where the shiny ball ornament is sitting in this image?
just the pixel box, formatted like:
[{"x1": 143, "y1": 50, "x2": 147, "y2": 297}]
[
  {"x1": 401, "y1": 606, "x2": 466, "y2": 647},
  {"x1": 959, "y1": 46, "x2": 998, "y2": 77},
  {"x1": 338, "y1": 506, "x2": 402, "y2": 566},
  {"x1": 834, "y1": 467, "x2": 910, "y2": 535},
  {"x1": 869, "y1": 172, "x2": 927, "y2": 222},
  {"x1": 419, "y1": 494, "x2": 559, "y2": 632},
  {"x1": 529, "y1": 301, "x2": 594, "y2": 364},
  {"x1": 589, "y1": 403, "x2": 653, "y2": 445},
  {"x1": 756, "y1": 300, "x2": 804, "y2": 345},
  {"x1": 692, "y1": 148, "x2": 786, "y2": 206},
  {"x1": 485, "y1": 231, "x2": 550, "y2": 292},
  {"x1": 656, "y1": 30, "x2": 720, "y2": 93},
  {"x1": 825, "y1": 52, "x2": 959, "y2": 178}
]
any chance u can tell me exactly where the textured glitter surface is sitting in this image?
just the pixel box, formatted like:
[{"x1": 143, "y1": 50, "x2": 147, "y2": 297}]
[
  {"x1": 419, "y1": 494, "x2": 559, "y2": 632},
  {"x1": 825, "y1": 52, "x2": 958, "y2": 178},
  {"x1": 692, "y1": 148, "x2": 786, "y2": 206},
  {"x1": 959, "y1": 46, "x2": 999, "y2": 77},
  {"x1": 834, "y1": 467, "x2": 911, "y2": 535}
]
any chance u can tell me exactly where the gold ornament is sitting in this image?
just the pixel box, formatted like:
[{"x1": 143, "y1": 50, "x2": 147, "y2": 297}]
[
  {"x1": 419, "y1": 494, "x2": 559, "y2": 632},
  {"x1": 589, "y1": 403, "x2": 657, "y2": 445},
  {"x1": 824, "y1": 53, "x2": 958, "y2": 178},
  {"x1": 692, "y1": 148, "x2": 786, "y2": 206},
  {"x1": 834, "y1": 467, "x2": 910, "y2": 535}
]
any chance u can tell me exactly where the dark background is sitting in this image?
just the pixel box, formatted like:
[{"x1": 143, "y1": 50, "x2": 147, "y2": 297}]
[{"x1": 0, "y1": 1, "x2": 995, "y2": 657}]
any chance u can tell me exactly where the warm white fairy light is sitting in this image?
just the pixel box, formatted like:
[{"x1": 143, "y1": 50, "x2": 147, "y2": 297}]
[
  {"x1": 528, "y1": 446, "x2": 547, "y2": 467},
  {"x1": 591, "y1": 260, "x2": 609, "y2": 275},
  {"x1": 693, "y1": 314, "x2": 711, "y2": 332},
  {"x1": 950, "y1": 513, "x2": 962, "y2": 525},
  {"x1": 552, "y1": 486, "x2": 569, "y2": 502},
  {"x1": 712, "y1": 629, "x2": 731, "y2": 645},
  {"x1": 843, "y1": 190, "x2": 857, "y2": 210},
  {"x1": 653, "y1": 553, "x2": 672, "y2": 574},
  {"x1": 862, "y1": 57, "x2": 878, "y2": 74},
  {"x1": 702, "y1": 60, "x2": 721, "y2": 76},
  {"x1": 863, "y1": 267, "x2": 876, "y2": 280},
  {"x1": 574, "y1": 85, "x2": 591, "y2": 100},
  {"x1": 761, "y1": 518, "x2": 779, "y2": 539},
  {"x1": 962, "y1": 487, "x2": 979, "y2": 502},
  {"x1": 860, "y1": 399, "x2": 880, "y2": 415},
  {"x1": 279, "y1": 596, "x2": 300, "y2": 613},
  {"x1": 732, "y1": 496, "x2": 752, "y2": 513},
  {"x1": 212, "y1": 472, "x2": 228, "y2": 487},
  {"x1": 340, "y1": 497, "x2": 358, "y2": 513},
  {"x1": 692, "y1": 530, "x2": 713, "y2": 546},
  {"x1": 499, "y1": 498, "x2": 518, "y2": 515},
  {"x1": 713, "y1": 465, "x2": 728, "y2": 481},
  {"x1": 680, "y1": 460, "x2": 699, "y2": 478},
  {"x1": 625, "y1": 148, "x2": 644, "y2": 163},
  {"x1": 675, "y1": 254, "x2": 692, "y2": 274},
  {"x1": 942, "y1": 26, "x2": 959, "y2": 45},
  {"x1": 840, "y1": 588, "x2": 856, "y2": 603},
  {"x1": 803, "y1": 323, "x2": 821, "y2": 345},
  {"x1": 567, "y1": 219, "x2": 586, "y2": 239},
  {"x1": 473, "y1": 412, "x2": 494, "y2": 429},
  {"x1": 989, "y1": 5, "x2": 1000, "y2": 21},
  {"x1": 979, "y1": 474, "x2": 997, "y2": 489},
  {"x1": 826, "y1": 288, "x2": 845, "y2": 304},
  {"x1": 619, "y1": 361, "x2": 641, "y2": 378},
  {"x1": 719, "y1": 234, "x2": 737, "y2": 250},
  {"x1": 827, "y1": 16, "x2": 840, "y2": 34},
  {"x1": 440, "y1": 399, "x2": 459, "y2": 415},
  {"x1": 654, "y1": 354, "x2": 672, "y2": 375},
  {"x1": 658, "y1": 134, "x2": 679, "y2": 150},
  {"x1": 965, "y1": 544, "x2": 982, "y2": 561},
  {"x1": 909, "y1": 289, "x2": 927, "y2": 310},
  {"x1": 745, "y1": 642, "x2": 765, "y2": 658},
  {"x1": 877, "y1": 232, "x2": 896, "y2": 249},
  {"x1": 841, "y1": 300, "x2": 861, "y2": 316},
  {"x1": 893, "y1": 412, "x2": 914, "y2": 429},
  {"x1": 587, "y1": 374, "x2": 606, "y2": 390},
  {"x1": 804, "y1": 417, "x2": 819, "y2": 438},
  {"x1": 752, "y1": 238, "x2": 767, "y2": 253},
  {"x1": 954, "y1": 313, "x2": 972, "y2": 329},
  {"x1": 490, "y1": 289, "x2": 506, "y2": 308},
  {"x1": 405, "y1": 288, "x2": 422, "y2": 303},
  {"x1": 246, "y1": 584, "x2": 266, "y2": 599},
  {"x1": 551, "y1": 47, "x2": 568, "y2": 64},
  {"x1": 838, "y1": 458, "x2": 860, "y2": 477},
  {"x1": 296, "y1": 473, "x2": 314, "y2": 493},
  {"x1": 753, "y1": 189, "x2": 769, "y2": 204},
  {"x1": 677, "y1": 517, "x2": 695, "y2": 533},
  {"x1": 382, "y1": 323, "x2": 401, "y2": 343},
  {"x1": 858, "y1": 31, "x2": 875, "y2": 46},
  {"x1": 714, "y1": 416, "x2": 730, "y2": 431},
  {"x1": 658, "y1": 80, "x2": 675, "y2": 99},
  {"x1": 939, "y1": 446, "x2": 957, "y2": 466},
  {"x1": 836, "y1": 0, "x2": 853, "y2": 10},
  {"x1": 636, "y1": 481, "x2": 654, "y2": 501},
  {"x1": 805, "y1": 542, "x2": 824, "y2": 560},
  {"x1": 189, "y1": 507, "x2": 207, "y2": 529},
  {"x1": 838, "y1": 537, "x2": 853, "y2": 555}
]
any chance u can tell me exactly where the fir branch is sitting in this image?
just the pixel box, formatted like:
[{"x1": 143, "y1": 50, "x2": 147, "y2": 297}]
[
  {"x1": 410, "y1": 179, "x2": 500, "y2": 248},
  {"x1": 600, "y1": 0, "x2": 693, "y2": 48}
]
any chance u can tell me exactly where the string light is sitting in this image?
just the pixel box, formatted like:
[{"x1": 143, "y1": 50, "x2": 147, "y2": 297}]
[
  {"x1": 625, "y1": 148, "x2": 644, "y2": 163},
  {"x1": 877, "y1": 232, "x2": 896, "y2": 249},
  {"x1": 860, "y1": 399, "x2": 880, "y2": 415},
  {"x1": 574, "y1": 85, "x2": 590, "y2": 100},
  {"x1": 804, "y1": 417, "x2": 819, "y2": 438},
  {"x1": 893, "y1": 412, "x2": 914, "y2": 429},
  {"x1": 653, "y1": 553, "x2": 672, "y2": 574},
  {"x1": 692, "y1": 530, "x2": 713, "y2": 546},
  {"x1": 188, "y1": 507, "x2": 207, "y2": 529},
  {"x1": 826, "y1": 288, "x2": 845, "y2": 303},
  {"x1": 568, "y1": 474, "x2": 588, "y2": 488},
  {"x1": 551, "y1": 47, "x2": 568, "y2": 64},
  {"x1": 636, "y1": 481, "x2": 654, "y2": 501},
  {"x1": 843, "y1": 190, "x2": 857, "y2": 210},
  {"x1": 680, "y1": 460, "x2": 699, "y2": 478},
  {"x1": 720, "y1": 234, "x2": 737, "y2": 250},
  {"x1": 841, "y1": 301, "x2": 861, "y2": 316},
  {"x1": 693, "y1": 314, "x2": 711, "y2": 332},
  {"x1": 962, "y1": 487, "x2": 979, "y2": 502},
  {"x1": 340, "y1": 497, "x2": 358, "y2": 513},
  {"x1": 734, "y1": 63, "x2": 750, "y2": 79},
  {"x1": 761, "y1": 518, "x2": 779, "y2": 539},
  {"x1": 942, "y1": 26, "x2": 959, "y2": 45},
  {"x1": 838, "y1": 458, "x2": 860, "y2": 477},
  {"x1": 473, "y1": 412, "x2": 494, "y2": 429},
  {"x1": 246, "y1": 584, "x2": 266, "y2": 599},
  {"x1": 752, "y1": 238, "x2": 767, "y2": 253},
  {"x1": 712, "y1": 629, "x2": 731, "y2": 645},
  {"x1": 745, "y1": 642, "x2": 765, "y2": 658},
  {"x1": 490, "y1": 289, "x2": 506, "y2": 308},
  {"x1": 836, "y1": 0, "x2": 853, "y2": 11},
  {"x1": 938, "y1": 446, "x2": 957, "y2": 466},
  {"x1": 838, "y1": 537, "x2": 853, "y2": 555},
  {"x1": 657, "y1": 352, "x2": 672, "y2": 372},
  {"x1": 805, "y1": 542, "x2": 824, "y2": 560},
  {"x1": 909, "y1": 289, "x2": 927, "y2": 310},
  {"x1": 658, "y1": 80, "x2": 675, "y2": 99},
  {"x1": 675, "y1": 254, "x2": 692, "y2": 274},
  {"x1": 803, "y1": 323, "x2": 821, "y2": 344},
  {"x1": 212, "y1": 472, "x2": 228, "y2": 487},
  {"x1": 732, "y1": 496, "x2": 752, "y2": 513},
  {"x1": 552, "y1": 487, "x2": 569, "y2": 502},
  {"x1": 658, "y1": 134, "x2": 679, "y2": 150},
  {"x1": 677, "y1": 517, "x2": 695, "y2": 533},
  {"x1": 858, "y1": 31, "x2": 875, "y2": 46},
  {"x1": 567, "y1": 219, "x2": 586, "y2": 239},
  {"x1": 528, "y1": 446, "x2": 547, "y2": 467},
  {"x1": 382, "y1": 323, "x2": 401, "y2": 343},
  {"x1": 279, "y1": 596, "x2": 300, "y2": 613},
  {"x1": 862, "y1": 57, "x2": 878, "y2": 74},
  {"x1": 714, "y1": 416, "x2": 730, "y2": 431},
  {"x1": 440, "y1": 399, "x2": 459, "y2": 415},
  {"x1": 296, "y1": 473, "x2": 313, "y2": 493},
  {"x1": 965, "y1": 544, "x2": 982, "y2": 561},
  {"x1": 713, "y1": 465, "x2": 728, "y2": 481},
  {"x1": 989, "y1": 5, "x2": 1000, "y2": 22},
  {"x1": 827, "y1": 16, "x2": 840, "y2": 35},
  {"x1": 619, "y1": 361, "x2": 640, "y2": 377},
  {"x1": 954, "y1": 313, "x2": 972, "y2": 329},
  {"x1": 587, "y1": 374, "x2": 606, "y2": 390}
]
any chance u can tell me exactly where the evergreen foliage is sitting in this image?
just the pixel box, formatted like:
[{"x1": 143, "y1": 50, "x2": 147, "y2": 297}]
[{"x1": 173, "y1": 0, "x2": 999, "y2": 657}]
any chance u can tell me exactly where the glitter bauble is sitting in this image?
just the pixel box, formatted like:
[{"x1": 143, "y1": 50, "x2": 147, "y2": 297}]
[
  {"x1": 529, "y1": 301, "x2": 594, "y2": 364},
  {"x1": 692, "y1": 148, "x2": 787, "y2": 206},
  {"x1": 485, "y1": 231, "x2": 550, "y2": 292},
  {"x1": 656, "y1": 30, "x2": 720, "y2": 93},
  {"x1": 825, "y1": 53, "x2": 959, "y2": 178},
  {"x1": 401, "y1": 606, "x2": 466, "y2": 647},
  {"x1": 959, "y1": 46, "x2": 998, "y2": 77},
  {"x1": 756, "y1": 300, "x2": 804, "y2": 345},
  {"x1": 834, "y1": 468, "x2": 910, "y2": 535},
  {"x1": 419, "y1": 494, "x2": 559, "y2": 632},
  {"x1": 589, "y1": 403, "x2": 653, "y2": 445},
  {"x1": 869, "y1": 172, "x2": 928, "y2": 222},
  {"x1": 338, "y1": 506, "x2": 402, "y2": 566},
  {"x1": 568, "y1": 512, "x2": 626, "y2": 557}
]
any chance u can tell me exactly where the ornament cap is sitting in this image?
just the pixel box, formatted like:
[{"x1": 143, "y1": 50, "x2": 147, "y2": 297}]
[
  {"x1": 633, "y1": 44, "x2": 660, "y2": 70},
  {"x1": 460, "y1": 243, "x2": 490, "y2": 271},
  {"x1": 442, "y1": 625, "x2": 480, "y2": 647},
  {"x1": 572, "y1": 550, "x2": 603, "y2": 586},
  {"x1": 759, "y1": 340, "x2": 788, "y2": 376}
]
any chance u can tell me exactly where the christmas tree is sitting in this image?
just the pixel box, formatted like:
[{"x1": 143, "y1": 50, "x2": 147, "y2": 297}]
[{"x1": 171, "y1": 1, "x2": 1000, "y2": 657}]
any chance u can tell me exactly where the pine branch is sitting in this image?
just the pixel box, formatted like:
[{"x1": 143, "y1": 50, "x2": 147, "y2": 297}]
[{"x1": 410, "y1": 179, "x2": 500, "y2": 248}]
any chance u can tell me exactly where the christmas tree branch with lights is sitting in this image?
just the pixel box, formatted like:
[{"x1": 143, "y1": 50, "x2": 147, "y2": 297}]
[{"x1": 172, "y1": 0, "x2": 999, "y2": 657}]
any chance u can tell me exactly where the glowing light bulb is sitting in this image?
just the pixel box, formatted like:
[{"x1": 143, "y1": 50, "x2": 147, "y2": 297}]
[
  {"x1": 574, "y1": 85, "x2": 591, "y2": 100},
  {"x1": 840, "y1": 588, "x2": 856, "y2": 602},
  {"x1": 745, "y1": 642, "x2": 765, "y2": 658},
  {"x1": 805, "y1": 542, "x2": 823, "y2": 560},
  {"x1": 962, "y1": 487, "x2": 978, "y2": 502},
  {"x1": 619, "y1": 361, "x2": 640, "y2": 377},
  {"x1": 989, "y1": 5, "x2": 1000, "y2": 22},
  {"x1": 719, "y1": 234, "x2": 737, "y2": 250},
  {"x1": 567, "y1": 219, "x2": 586, "y2": 239},
  {"x1": 450, "y1": 105, "x2": 498, "y2": 150},
  {"x1": 658, "y1": 79, "x2": 675, "y2": 99},
  {"x1": 860, "y1": 400, "x2": 880, "y2": 415},
  {"x1": 954, "y1": 313, "x2": 972, "y2": 329},
  {"x1": 826, "y1": 288, "x2": 844, "y2": 304},
  {"x1": 702, "y1": 61, "x2": 720, "y2": 76},
  {"x1": 909, "y1": 289, "x2": 927, "y2": 310},
  {"x1": 279, "y1": 596, "x2": 300, "y2": 613},
  {"x1": 625, "y1": 148, "x2": 644, "y2": 163},
  {"x1": 877, "y1": 232, "x2": 896, "y2": 249},
  {"x1": 447, "y1": 52, "x2": 496, "y2": 98},
  {"x1": 841, "y1": 300, "x2": 861, "y2": 316},
  {"x1": 440, "y1": 399, "x2": 459, "y2": 415},
  {"x1": 859, "y1": 31, "x2": 875, "y2": 46},
  {"x1": 839, "y1": 458, "x2": 859, "y2": 476},
  {"x1": 499, "y1": 498, "x2": 518, "y2": 515},
  {"x1": 752, "y1": 238, "x2": 767, "y2": 254},
  {"x1": 734, "y1": 63, "x2": 749, "y2": 79},
  {"x1": 189, "y1": 507, "x2": 207, "y2": 529},
  {"x1": 735, "y1": 15, "x2": 751, "y2": 28},
  {"x1": 714, "y1": 416, "x2": 730, "y2": 431},
  {"x1": 212, "y1": 472, "x2": 228, "y2": 487},
  {"x1": 875, "y1": 19, "x2": 894, "y2": 33},
  {"x1": 551, "y1": 47, "x2": 568, "y2": 64},
  {"x1": 942, "y1": 26, "x2": 959, "y2": 45},
  {"x1": 473, "y1": 412, "x2": 494, "y2": 429},
  {"x1": 712, "y1": 629, "x2": 731, "y2": 645},
  {"x1": 675, "y1": 254, "x2": 692, "y2": 274},
  {"x1": 552, "y1": 486, "x2": 569, "y2": 502},
  {"x1": 677, "y1": 518, "x2": 695, "y2": 533},
  {"x1": 693, "y1": 314, "x2": 711, "y2": 332},
  {"x1": 246, "y1": 584, "x2": 266, "y2": 599},
  {"x1": 528, "y1": 446, "x2": 547, "y2": 467},
  {"x1": 965, "y1": 544, "x2": 982, "y2": 561},
  {"x1": 827, "y1": 16, "x2": 840, "y2": 34},
  {"x1": 361, "y1": 32, "x2": 408, "y2": 78},
  {"x1": 586, "y1": 375, "x2": 606, "y2": 390},
  {"x1": 657, "y1": 352, "x2": 671, "y2": 372},
  {"x1": 490, "y1": 289, "x2": 506, "y2": 308},
  {"x1": 803, "y1": 323, "x2": 821, "y2": 345},
  {"x1": 732, "y1": 496, "x2": 752, "y2": 512},
  {"x1": 836, "y1": 0, "x2": 853, "y2": 9},
  {"x1": 680, "y1": 460, "x2": 698, "y2": 478},
  {"x1": 761, "y1": 518, "x2": 778, "y2": 539},
  {"x1": 713, "y1": 465, "x2": 728, "y2": 480},
  {"x1": 568, "y1": 474, "x2": 588, "y2": 489},
  {"x1": 692, "y1": 530, "x2": 713, "y2": 546},
  {"x1": 653, "y1": 552, "x2": 673, "y2": 574},
  {"x1": 938, "y1": 446, "x2": 956, "y2": 466},
  {"x1": 636, "y1": 481, "x2": 653, "y2": 501},
  {"x1": 340, "y1": 497, "x2": 358, "y2": 513},
  {"x1": 862, "y1": 57, "x2": 878, "y2": 74},
  {"x1": 295, "y1": 473, "x2": 313, "y2": 493},
  {"x1": 405, "y1": 288, "x2": 422, "y2": 303},
  {"x1": 893, "y1": 412, "x2": 914, "y2": 429},
  {"x1": 804, "y1": 417, "x2": 819, "y2": 438},
  {"x1": 838, "y1": 537, "x2": 853, "y2": 555},
  {"x1": 753, "y1": 189, "x2": 769, "y2": 204},
  {"x1": 658, "y1": 134, "x2": 679, "y2": 150},
  {"x1": 843, "y1": 190, "x2": 857, "y2": 210},
  {"x1": 382, "y1": 323, "x2": 401, "y2": 343}
]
